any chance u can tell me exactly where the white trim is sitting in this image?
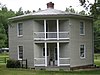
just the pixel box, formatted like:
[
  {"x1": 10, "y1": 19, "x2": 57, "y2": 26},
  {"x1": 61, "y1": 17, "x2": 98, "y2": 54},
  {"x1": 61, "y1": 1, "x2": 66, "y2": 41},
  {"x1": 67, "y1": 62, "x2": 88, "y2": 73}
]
[
  {"x1": 79, "y1": 44, "x2": 86, "y2": 59},
  {"x1": 44, "y1": 42, "x2": 47, "y2": 66},
  {"x1": 17, "y1": 22, "x2": 23, "y2": 37},
  {"x1": 44, "y1": 20, "x2": 46, "y2": 40},
  {"x1": 57, "y1": 19, "x2": 59, "y2": 40},
  {"x1": 80, "y1": 21, "x2": 85, "y2": 35},
  {"x1": 57, "y1": 42, "x2": 60, "y2": 66},
  {"x1": 59, "y1": 58, "x2": 70, "y2": 60},
  {"x1": 17, "y1": 45, "x2": 24, "y2": 60},
  {"x1": 59, "y1": 64, "x2": 70, "y2": 66}
]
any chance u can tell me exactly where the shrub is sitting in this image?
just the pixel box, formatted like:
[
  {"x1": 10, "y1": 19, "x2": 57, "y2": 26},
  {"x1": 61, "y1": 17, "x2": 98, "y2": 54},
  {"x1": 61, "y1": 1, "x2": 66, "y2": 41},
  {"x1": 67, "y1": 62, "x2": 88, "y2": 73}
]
[{"x1": 6, "y1": 59, "x2": 21, "y2": 68}]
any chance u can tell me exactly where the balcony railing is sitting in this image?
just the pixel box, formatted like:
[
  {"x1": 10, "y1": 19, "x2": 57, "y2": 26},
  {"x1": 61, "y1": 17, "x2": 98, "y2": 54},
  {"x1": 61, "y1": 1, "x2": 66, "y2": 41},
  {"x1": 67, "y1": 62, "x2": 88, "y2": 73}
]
[{"x1": 34, "y1": 32, "x2": 69, "y2": 40}]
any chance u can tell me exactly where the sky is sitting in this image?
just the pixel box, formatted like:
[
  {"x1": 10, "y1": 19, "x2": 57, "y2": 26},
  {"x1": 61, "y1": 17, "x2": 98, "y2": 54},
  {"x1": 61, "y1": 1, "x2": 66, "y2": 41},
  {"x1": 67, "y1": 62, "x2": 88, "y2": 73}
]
[{"x1": 0, "y1": 0, "x2": 94, "y2": 12}]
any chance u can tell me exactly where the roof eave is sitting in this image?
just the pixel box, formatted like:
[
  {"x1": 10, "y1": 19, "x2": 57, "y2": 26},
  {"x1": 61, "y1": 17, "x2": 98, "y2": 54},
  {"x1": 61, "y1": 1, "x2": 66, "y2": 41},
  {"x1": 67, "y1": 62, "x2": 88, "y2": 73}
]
[{"x1": 9, "y1": 14, "x2": 93, "y2": 22}]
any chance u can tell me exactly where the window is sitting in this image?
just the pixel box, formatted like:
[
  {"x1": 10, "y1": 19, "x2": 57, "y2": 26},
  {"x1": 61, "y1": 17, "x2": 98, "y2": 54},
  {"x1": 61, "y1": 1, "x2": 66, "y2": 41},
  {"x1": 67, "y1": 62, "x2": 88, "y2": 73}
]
[
  {"x1": 18, "y1": 46, "x2": 23, "y2": 60},
  {"x1": 43, "y1": 48, "x2": 49, "y2": 56},
  {"x1": 17, "y1": 23, "x2": 23, "y2": 36},
  {"x1": 80, "y1": 22, "x2": 85, "y2": 35},
  {"x1": 80, "y1": 44, "x2": 85, "y2": 58}
]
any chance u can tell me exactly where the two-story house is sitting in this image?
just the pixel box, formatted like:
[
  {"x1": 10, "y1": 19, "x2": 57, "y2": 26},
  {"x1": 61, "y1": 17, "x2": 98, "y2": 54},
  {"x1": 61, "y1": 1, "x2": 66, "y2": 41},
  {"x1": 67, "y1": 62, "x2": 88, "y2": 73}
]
[{"x1": 9, "y1": 2, "x2": 94, "y2": 69}]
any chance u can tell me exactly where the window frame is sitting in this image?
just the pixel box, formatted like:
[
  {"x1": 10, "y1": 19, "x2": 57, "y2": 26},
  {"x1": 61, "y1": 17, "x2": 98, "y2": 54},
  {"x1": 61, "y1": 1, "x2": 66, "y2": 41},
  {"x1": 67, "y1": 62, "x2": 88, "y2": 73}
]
[
  {"x1": 17, "y1": 22, "x2": 23, "y2": 37},
  {"x1": 80, "y1": 21, "x2": 85, "y2": 35},
  {"x1": 18, "y1": 45, "x2": 24, "y2": 60},
  {"x1": 80, "y1": 44, "x2": 86, "y2": 59}
]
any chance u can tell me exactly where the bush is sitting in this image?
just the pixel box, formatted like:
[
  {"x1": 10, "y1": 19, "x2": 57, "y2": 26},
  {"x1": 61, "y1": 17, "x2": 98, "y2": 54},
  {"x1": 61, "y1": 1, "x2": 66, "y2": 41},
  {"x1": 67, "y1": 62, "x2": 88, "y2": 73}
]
[{"x1": 6, "y1": 59, "x2": 21, "y2": 68}]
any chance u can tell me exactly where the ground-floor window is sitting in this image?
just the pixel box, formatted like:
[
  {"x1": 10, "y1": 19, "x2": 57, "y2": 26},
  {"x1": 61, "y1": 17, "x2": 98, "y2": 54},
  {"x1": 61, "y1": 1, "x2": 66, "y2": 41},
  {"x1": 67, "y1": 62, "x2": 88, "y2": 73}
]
[
  {"x1": 18, "y1": 46, "x2": 23, "y2": 60},
  {"x1": 43, "y1": 48, "x2": 49, "y2": 56},
  {"x1": 80, "y1": 44, "x2": 85, "y2": 58}
]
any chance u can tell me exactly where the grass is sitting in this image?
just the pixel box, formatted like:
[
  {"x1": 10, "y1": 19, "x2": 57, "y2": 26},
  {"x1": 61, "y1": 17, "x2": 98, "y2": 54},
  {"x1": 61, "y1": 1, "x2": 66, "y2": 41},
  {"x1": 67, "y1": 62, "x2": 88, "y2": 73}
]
[
  {"x1": 0, "y1": 65, "x2": 100, "y2": 75},
  {"x1": 0, "y1": 53, "x2": 100, "y2": 75},
  {"x1": 0, "y1": 53, "x2": 9, "y2": 63},
  {"x1": 94, "y1": 53, "x2": 100, "y2": 66}
]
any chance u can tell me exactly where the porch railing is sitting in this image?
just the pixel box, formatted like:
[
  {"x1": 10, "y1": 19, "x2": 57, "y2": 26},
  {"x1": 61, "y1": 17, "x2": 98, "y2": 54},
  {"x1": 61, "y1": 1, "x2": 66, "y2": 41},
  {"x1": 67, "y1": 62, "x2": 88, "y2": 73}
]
[
  {"x1": 34, "y1": 32, "x2": 69, "y2": 40},
  {"x1": 34, "y1": 58, "x2": 70, "y2": 66},
  {"x1": 59, "y1": 58, "x2": 70, "y2": 66},
  {"x1": 34, "y1": 58, "x2": 45, "y2": 66}
]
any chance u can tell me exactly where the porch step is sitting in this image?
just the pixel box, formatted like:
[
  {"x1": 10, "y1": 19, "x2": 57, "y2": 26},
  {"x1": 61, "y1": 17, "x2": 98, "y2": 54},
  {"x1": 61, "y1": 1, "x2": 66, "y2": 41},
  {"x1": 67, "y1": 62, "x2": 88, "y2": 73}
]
[
  {"x1": 34, "y1": 66, "x2": 70, "y2": 71},
  {"x1": 46, "y1": 66, "x2": 70, "y2": 71}
]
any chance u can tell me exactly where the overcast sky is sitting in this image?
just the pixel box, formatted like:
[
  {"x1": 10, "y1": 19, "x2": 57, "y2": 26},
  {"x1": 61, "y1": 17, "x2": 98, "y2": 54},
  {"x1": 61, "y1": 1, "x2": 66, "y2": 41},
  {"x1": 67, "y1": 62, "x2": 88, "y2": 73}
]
[{"x1": 0, "y1": 0, "x2": 94, "y2": 12}]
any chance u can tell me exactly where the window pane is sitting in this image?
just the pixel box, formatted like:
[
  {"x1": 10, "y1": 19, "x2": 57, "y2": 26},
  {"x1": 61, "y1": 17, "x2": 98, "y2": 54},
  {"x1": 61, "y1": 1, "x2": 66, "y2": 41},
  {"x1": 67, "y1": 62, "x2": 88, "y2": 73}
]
[
  {"x1": 80, "y1": 22, "x2": 84, "y2": 34},
  {"x1": 18, "y1": 23, "x2": 23, "y2": 36},
  {"x1": 19, "y1": 46, "x2": 23, "y2": 59},
  {"x1": 80, "y1": 45, "x2": 85, "y2": 58}
]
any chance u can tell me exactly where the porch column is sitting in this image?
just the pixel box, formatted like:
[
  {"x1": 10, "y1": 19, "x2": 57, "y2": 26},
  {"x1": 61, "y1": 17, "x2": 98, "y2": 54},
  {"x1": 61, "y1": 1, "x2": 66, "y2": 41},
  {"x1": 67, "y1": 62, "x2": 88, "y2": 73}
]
[
  {"x1": 44, "y1": 19, "x2": 46, "y2": 40},
  {"x1": 57, "y1": 42, "x2": 60, "y2": 66},
  {"x1": 57, "y1": 19, "x2": 59, "y2": 40},
  {"x1": 45, "y1": 42, "x2": 47, "y2": 66}
]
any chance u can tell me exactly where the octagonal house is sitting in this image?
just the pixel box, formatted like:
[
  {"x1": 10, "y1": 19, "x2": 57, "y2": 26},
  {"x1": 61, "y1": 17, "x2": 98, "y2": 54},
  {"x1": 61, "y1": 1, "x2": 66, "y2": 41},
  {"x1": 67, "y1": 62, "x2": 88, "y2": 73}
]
[{"x1": 9, "y1": 2, "x2": 94, "y2": 70}]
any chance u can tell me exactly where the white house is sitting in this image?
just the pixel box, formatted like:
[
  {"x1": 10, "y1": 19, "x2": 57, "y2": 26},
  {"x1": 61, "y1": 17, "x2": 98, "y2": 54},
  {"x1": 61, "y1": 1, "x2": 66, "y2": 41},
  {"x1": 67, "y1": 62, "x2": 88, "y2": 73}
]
[{"x1": 9, "y1": 2, "x2": 94, "y2": 69}]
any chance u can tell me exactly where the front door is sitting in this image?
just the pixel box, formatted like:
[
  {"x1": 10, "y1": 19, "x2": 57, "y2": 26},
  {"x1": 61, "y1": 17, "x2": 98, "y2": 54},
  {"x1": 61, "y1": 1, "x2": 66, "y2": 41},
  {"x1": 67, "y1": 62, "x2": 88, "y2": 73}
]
[{"x1": 54, "y1": 48, "x2": 57, "y2": 66}]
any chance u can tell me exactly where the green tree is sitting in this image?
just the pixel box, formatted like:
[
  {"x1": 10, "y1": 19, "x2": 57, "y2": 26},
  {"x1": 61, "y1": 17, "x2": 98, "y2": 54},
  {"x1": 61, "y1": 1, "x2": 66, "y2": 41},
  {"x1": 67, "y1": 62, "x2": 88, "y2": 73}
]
[
  {"x1": 0, "y1": 22, "x2": 7, "y2": 48},
  {"x1": 79, "y1": 10, "x2": 87, "y2": 15},
  {"x1": 65, "y1": 6, "x2": 75, "y2": 13},
  {"x1": 79, "y1": 0, "x2": 100, "y2": 53},
  {"x1": 16, "y1": 7, "x2": 24, "y2": 16},
  {"x1": 0, "y1": 4, "x2": 16, "y2": 47}
]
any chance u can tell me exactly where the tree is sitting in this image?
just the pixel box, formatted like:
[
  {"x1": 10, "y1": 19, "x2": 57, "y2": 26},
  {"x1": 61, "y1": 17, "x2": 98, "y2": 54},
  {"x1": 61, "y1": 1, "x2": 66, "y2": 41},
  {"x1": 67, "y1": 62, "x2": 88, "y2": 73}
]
[
  {"x1": 0, "y1": 4, "x2": 16, "y2": 47},
  {"x1": 65, "y1": 6, "x2": 75, "y2": 13},
  {"x1": 0, "y1": 22, "x2": 7, "y2": 48},
  {"x1": 16, "y1": 7, "x2": 24, "y2": 16},
  {"x1": 79, "y1": 10, "x2": 87, "y2": 15},
  {"x1": 24, "y1": 10, "x2": 31, "y2": 14},
  {"x1": 79, "y1": 0, "x2": 100, "y2": 53}
]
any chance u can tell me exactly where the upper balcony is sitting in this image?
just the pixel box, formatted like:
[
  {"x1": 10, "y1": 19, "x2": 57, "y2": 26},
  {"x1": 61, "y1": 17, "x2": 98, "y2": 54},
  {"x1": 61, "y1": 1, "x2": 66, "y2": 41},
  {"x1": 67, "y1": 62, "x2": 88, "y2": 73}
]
[
  {"x1": 33, "y1": 19, "x2": 70, "y2": 41},
  {"x1": 34, "y1": 32, "x2": 69, "y2": 41}
]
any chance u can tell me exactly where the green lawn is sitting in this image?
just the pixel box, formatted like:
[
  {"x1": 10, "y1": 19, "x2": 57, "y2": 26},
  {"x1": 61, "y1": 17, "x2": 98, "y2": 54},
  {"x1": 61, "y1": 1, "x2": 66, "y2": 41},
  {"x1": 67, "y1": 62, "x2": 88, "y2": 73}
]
[
  {"x1": 0, "y1": 53, "x2": 100, "y2": 75},
  {"x1": 0, "y1": 65, "x2": 100, "y2": 75},
  {"x1": 94, "y1": 53, "x2": 100, "y2": 66},
  {"x1": 0, "y1": 53, "x2": 9, "y2": 63}
]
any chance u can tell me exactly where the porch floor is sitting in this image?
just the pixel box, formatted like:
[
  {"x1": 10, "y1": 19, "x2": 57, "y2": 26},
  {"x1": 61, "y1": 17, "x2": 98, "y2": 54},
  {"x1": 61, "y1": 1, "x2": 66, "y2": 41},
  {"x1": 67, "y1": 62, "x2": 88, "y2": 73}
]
[{"x1": 34, "y1": 66, "x2": 70, "y2": 71}]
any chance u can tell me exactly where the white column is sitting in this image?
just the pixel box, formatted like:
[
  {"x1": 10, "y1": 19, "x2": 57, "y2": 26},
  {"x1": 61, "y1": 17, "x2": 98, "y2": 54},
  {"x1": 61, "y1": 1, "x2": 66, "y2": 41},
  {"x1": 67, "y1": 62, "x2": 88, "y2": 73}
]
[
  {"x1": 57, "y1": 19, "x2": 59, "y2": 40},
  {"x1": 45, "y1": 42, "x2": 47, "y2": 66},
  {"x1": 57, "y1": 42, "x2": 60, "y2": 66},
  {"x1": 44, "y1": 19, "x2": 46, "y2": 40}
]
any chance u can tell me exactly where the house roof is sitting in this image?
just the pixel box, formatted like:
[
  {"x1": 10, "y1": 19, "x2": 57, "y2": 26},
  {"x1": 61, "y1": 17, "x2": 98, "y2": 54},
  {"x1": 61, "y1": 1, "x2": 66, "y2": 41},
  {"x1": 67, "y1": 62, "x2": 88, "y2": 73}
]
[
  {"x1": 33, "y1": 8, "x2": 69, "y2": 15},
  {"x1": 9, "y1": 2, "x2": 93, "y2": 21}
]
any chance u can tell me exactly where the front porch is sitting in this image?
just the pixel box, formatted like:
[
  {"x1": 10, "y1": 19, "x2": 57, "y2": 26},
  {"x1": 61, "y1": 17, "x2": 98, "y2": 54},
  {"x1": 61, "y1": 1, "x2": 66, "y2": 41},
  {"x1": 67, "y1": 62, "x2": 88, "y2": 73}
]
[{"x1": 34, "y1": 43, "x2": 70, "y2": 67}]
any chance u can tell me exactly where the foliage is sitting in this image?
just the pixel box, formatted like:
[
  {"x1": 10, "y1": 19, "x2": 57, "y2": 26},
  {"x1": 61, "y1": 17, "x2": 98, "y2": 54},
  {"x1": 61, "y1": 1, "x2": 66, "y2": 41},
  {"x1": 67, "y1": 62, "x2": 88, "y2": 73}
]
[
  {"x1": 79, "y1": 0, "x2": 100, "y2": 53},
  {"x1": 6, "y1": 60, "x2": 20, "y2": 68},
  {"x1": 65, "y1": 6, "x2": 75, "y2": 13},
  {"x1": 94, "y1": 16, "x2": 100, "y2": 53},
  {"x1": 0, "y1": 21, "x2": 7, "y2": 48},
  {"x1": 16, "y1": 7, "x2": 24, "y2": 16},
  {"x1": 0, "y1": 5, "x2": 16, "y2": 47}
]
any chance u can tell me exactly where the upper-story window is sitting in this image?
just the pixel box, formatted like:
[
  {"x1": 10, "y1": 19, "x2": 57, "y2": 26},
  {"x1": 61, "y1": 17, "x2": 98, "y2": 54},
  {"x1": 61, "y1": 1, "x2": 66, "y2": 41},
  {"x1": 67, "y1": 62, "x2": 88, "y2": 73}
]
[
  {"x1": 80, "y1": 22, "x2": 85, "y2": 35},
  {"x1": 18, "y1": 46, "x2": 23, "y2": 60},
  {"x1": 17, "y1": 23, "x2": 23, "y2": 37},
  {"x1": 80, "y1": 44, "x2": 85, "y2": 58}
]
